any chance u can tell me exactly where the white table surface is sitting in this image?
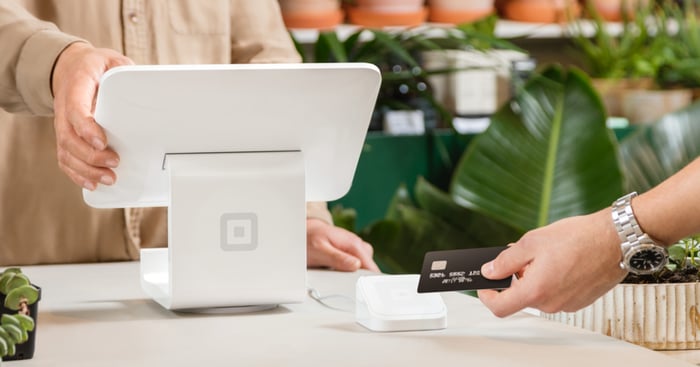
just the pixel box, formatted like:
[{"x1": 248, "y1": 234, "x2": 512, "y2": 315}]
[{"x1": 6, "y1": 262, "x2": 695, "y2": 367}]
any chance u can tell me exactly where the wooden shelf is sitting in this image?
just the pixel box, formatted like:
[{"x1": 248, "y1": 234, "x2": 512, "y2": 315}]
[
  {"x1": 289, "y1": 19, "x2": 626, "y2": 44},
  {"x1": 494, "y1": 19, "x2": 624, "y2": 39}
]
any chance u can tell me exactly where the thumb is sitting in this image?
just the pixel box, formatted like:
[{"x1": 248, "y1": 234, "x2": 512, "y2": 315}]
[{"x1": 481, "y1": 245, "x2": 531, "y2": 280}]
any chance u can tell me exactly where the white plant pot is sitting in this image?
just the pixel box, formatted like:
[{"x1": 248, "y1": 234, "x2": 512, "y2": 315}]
[
  {"x1": 422, "y1": 49, "x2": 529, "y2": 116},
  {"x1": 621, "y1": 88, "x2": 693, "y2": 125},
  {"x1": 543, "y1": 283, "x2": 700, "y2": 350}
]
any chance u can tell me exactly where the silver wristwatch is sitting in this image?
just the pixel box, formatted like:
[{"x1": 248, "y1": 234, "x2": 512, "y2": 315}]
[{"x1": 611, "y1": 192, "x2": 668, "y2": 275}]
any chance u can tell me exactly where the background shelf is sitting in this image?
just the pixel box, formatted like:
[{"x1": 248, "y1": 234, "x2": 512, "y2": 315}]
[{"x1": 289, "y1": 19, "x2": 626, "y2": 44}]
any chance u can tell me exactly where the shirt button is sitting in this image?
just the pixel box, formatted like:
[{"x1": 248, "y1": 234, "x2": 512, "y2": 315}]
[{"x1": 129, "y1": 12, "x2": 139, "y2": 23}]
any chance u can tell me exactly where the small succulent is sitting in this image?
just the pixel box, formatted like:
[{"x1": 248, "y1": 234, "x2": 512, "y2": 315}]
[{"x1": 0, "y1": 268, "x2": 39, "y2": 362}]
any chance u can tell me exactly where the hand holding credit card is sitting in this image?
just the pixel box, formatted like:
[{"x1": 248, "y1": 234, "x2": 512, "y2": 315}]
[{"x1": 417, "y1": 247, "x2": 512, "y2": 293}]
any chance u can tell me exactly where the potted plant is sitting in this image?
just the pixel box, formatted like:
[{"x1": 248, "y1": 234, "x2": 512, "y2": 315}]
[
  {"x1": 427, "y1": 0, "x2": 495, "y2": 24},
  {"x1": 570, "y1": 1, "x2": 694, "y2": 124},
  {"x1": 278, "y1": 0, "x2": 345, "y2": 30},
  {"x1": 543, "y1": 235, "x2": 700, "y2": 350},
  {"x1": 496, "y1": 0, "x2": 581, "y2": 23},
  {"x1": 346, "y1": 0, "x2": 428, "y2": 27},
  {"x1": 0, "y1": 268, "x2": 40, "y2": 363},
  {"x1": 291, "y1": 15, "x2": 523, "y2": 131},
  {"x1": 655, "y1": 2, "x2": 700, "y2": 95},
  {"x1": 589, "y1": 0, "x2": 650, "y2": 22},
  {"x1": 539, "y1": 91, "x2": 700, "y2": 349}
]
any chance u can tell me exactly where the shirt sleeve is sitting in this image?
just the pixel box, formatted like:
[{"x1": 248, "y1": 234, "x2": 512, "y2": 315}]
[
  {"x1": 228, "y1": 0, "x2": 301, "y2": 64},
  {"x1": 0, "y1": 2, "x2": 84, "y2": 115},
  {"x1": 306, "y1": 201, "x2": 334, "y2": 225}
]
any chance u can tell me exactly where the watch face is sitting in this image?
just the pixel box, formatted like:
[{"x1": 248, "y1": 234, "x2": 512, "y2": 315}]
[{"x1": 627, "y1": 245, "x2": 668, "y2": 275}]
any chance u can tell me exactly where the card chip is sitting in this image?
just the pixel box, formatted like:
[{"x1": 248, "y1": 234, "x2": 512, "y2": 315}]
[
  {"x1": 431, "y1": 260, "x2": 447, "y2": 271},
  {"x1": 418, "y1": 247, "x2": 511, "y2": 293}
]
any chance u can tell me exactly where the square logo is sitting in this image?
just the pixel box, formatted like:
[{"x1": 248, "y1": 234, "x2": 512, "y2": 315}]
[{"x1": 220, "y1": 213, "x2": 257, "y2": 251}]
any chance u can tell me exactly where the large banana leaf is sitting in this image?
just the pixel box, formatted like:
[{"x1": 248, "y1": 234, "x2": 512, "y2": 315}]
[
  {"x1": 362, "y1": 177, "x2": 521, "y2": 274},
  {"x1": 450, "y1": 67, "x2": 624, "y2": 232},
  {"x1": 620, "y1": 101, "x2": 700, "y2": 193},
  {"x1": 358, "y1": 66, "x2": 700, "y2": 274}
]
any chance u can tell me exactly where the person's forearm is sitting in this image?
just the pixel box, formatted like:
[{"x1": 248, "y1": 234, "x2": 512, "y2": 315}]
[
  {"x1": 634, "y1": 157, "x2": 700, "y2": 246},
  {"x1": 0, "y1": 2, "x2": 83, "y2": 115}
]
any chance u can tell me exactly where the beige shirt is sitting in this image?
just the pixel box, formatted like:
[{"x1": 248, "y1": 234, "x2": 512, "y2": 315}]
[{"x1": 0, "y1": 0, "x2": 332, "y2": 265}]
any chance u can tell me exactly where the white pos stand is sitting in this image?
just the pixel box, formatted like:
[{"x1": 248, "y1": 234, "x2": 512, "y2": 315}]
[{"x1": 84, "y1": 64, "x2": 381, "y2": 311}]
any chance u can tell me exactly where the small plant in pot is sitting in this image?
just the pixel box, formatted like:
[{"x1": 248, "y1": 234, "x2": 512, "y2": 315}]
[
  {"x1": 0, "y1": 268, "x2": 40, "y2": 363},
  {"x1": 570, "y1": 1, "x2": 694, "y2": 124},
  {"x1": 624, "y1": 235, "x2": 700, "y2": 285},
  {"x1": 544, "y1": 235, "x2": 700, "y2": 350}
]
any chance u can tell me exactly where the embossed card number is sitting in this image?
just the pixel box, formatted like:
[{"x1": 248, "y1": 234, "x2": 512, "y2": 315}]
[{"x1": 417, "y1": 247, "x2": 512, "y2": 293}]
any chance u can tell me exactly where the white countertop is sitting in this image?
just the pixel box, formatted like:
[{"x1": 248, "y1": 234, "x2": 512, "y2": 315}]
[{"x1": 7, "y1": 262, "x2": 695, "y2": 367}]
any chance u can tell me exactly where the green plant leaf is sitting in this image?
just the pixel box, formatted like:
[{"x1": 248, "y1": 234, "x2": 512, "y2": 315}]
[
  {"x1": 7, "y1": 339, "x2": 15, "y2": 357},
  {"x1": 362, "y1": 179, "x2": 517, "y2": 274},
  {"x1": 384, "y1": 184, "x2": 413, "y2": 220},
  {"x1": 413, "y1": 177, "x2": 522, "y2": 245},
  {"x1": 330, "y1": 204, "x2": 357, "y2": 232},
  {"x1": 620, "y1": 101, "x2": 700, "y2": 193},
  {"x1": 668, "y1": 244, "x2": 687, "y2": 266},
  {"x1": 3, "y1": 285, "x2": 39, "y2": 311},
  {"x1": 12, "y1": 315, "x2": 34, "y2": 333},
  {"x1": 360, "y1": 66, "x2": 628, "y2": 274},
  {"x1": 361, "y1": 219, "x2": 406, "y2": 273},
  {"x1": 0, "y1": 324, "x2": 22, "y2": 344},
  {"x1": 0, "y1": 269, "x2": 20, "y2": 277},
  {"x1": 0, "y1": 333, "x2": 8, "y2": 357},
  {"x1": 368, "y1": 30, "x2": 420, "y2": 69},
  {"x1": 0, "y1": 274, "x2": 15, "y2": 295},
  {"x1": 0, "y1": 326, "x2": 10, "y2": 344},
  {"x1": 0, "y1": 274, "x2": 28, "y2": 295},
  {"x1": 383, "y1": 204, "x2": 470, "y2": 273},
  {"x1": 0, "y1": 315, "x2": 19, "y2": 329},
  {"x1": 450, "y1": 66, "x2": 624, "y2": 232},
  {"x1": 314, "y1": 31, "x2": 348, "y2": 62}
]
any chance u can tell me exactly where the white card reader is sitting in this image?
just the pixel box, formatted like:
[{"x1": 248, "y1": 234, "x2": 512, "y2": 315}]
[{"x1": 355, "y1": 274, "x2": 447, "y2": 332}]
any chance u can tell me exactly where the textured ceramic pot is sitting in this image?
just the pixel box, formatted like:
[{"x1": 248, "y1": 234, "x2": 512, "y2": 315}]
[
  {"x1": 621, "y1": 88, "x2": 693, "y2": 125},
  {"x1": 590, "y1": 77, "x2": 653, "y2": 118},
  {"x1": 543, "y1": 283, "x2": 700, "y2": 350}
]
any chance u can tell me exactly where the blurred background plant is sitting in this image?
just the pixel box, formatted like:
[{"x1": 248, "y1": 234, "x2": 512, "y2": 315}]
[
  {"x1": 291, "y1": 15, "x2": 523, "y2": 130},
  {"x1": 655, "y1": 1, "x2": 700, "y2": 89},
  {"x1": 566, "y1": 0, "x2": 698, "y2": 124},
  {"x1": 333, "y1": 64, "x2": 700, "y2": 274}
]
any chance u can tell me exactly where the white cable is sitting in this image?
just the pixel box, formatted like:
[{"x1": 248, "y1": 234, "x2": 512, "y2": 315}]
[{"x1": 306, "y1": 286, "x2": 354, "y2": 313}]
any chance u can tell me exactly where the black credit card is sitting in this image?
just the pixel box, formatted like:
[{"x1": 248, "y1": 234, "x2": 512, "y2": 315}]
[{"x1": 417, "y1": 247, "x2": 512, "y2": 293}]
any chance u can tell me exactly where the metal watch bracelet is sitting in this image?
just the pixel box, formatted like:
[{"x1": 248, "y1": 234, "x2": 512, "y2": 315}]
[
  {"x1": 611, "y1": 192, "x2": 668, "y2": 274},
  {"x1": 612, "y1": 192, "x2": 644, "y2": 271}
]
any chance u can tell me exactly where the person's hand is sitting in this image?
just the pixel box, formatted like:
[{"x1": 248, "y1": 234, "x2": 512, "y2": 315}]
[
  {"x1": 477, "y1": 209, "x2": 627, "y2": 317},
  {"x1": 306, "y1": 218, "x2": 380, "y2": 272},
  {"x1": 51, "y1": 42, "x2": 134, "y2": 190}
]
